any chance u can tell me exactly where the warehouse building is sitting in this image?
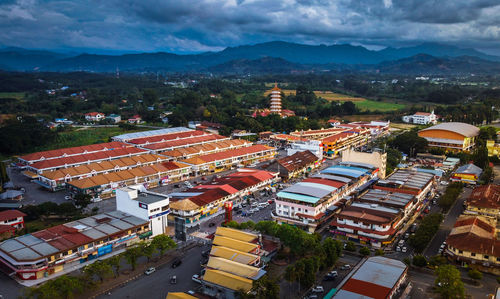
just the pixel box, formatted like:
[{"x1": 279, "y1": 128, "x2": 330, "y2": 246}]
[
  {"x1": 418, "y1": 122, "x2": 480, "y2": 152},
  {"x1": 334, "y1": 256, "x2": 408, "y2": 299},
  {"x1": 0, "y1": 211, "x2": 149, "y2": 281}
]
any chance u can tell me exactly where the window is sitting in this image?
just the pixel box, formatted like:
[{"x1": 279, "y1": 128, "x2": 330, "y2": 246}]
[
  {"x1": 484, "y1": 255, "x2": 489, "y2": 259},
  {"x1": 471, "y1": 253, "x2": 476, "y2": 257},
  {"x1": 459, "y1": 250, "x2": 463, "y2": 254}
]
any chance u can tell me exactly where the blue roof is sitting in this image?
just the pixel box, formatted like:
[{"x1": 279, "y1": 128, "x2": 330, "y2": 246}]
[
  {"x1": 321, "y1": 167, "x2": 365, "y2": 178},
  {"x1": 296, "y1": 182, "x2": 337, "y2": 192},
  {"x1": 277, "y1": 191, "x2": 320, "y2": 204},
  {"x1": 328, "y1": 165, "x2": 371, "y2": 174}
]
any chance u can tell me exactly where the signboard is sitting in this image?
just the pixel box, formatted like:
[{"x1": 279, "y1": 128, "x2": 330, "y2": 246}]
[
  {"x1": 149, "y1": 209, "x2": 170, "y2": 219},
  {"x1": 139, "y1": 202, "x2": 148, "y2": 209}
]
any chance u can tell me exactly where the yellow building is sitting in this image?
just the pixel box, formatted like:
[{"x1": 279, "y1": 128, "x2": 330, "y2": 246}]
[
  {"x1": 465, "y1": 184, "x2": 500, "y2": 219},
  {"x1": 418, "y1": 122, "x2": 479, "y2": 152},
  {"x1": 446, "y1": 215, "x2": 500, "y2": 274},
  {"x1": 487, "y1": 140, "x2": 500, "y2": 157}
]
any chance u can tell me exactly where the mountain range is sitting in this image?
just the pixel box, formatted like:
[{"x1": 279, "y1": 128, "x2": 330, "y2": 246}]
[{"x1": 1, "y1": 41, "x2": 500, "y2": 75}]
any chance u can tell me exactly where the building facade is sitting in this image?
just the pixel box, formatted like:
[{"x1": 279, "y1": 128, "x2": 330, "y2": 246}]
[
  {"x1": 418, "y1": 122, "x2": 479, "y2": 152},
  {"x1": 402, "y1": 111, "x2": 437, "y2": 125},
  {"x1": 465, "y1": 184, "x2": 500, "y2": 219}
]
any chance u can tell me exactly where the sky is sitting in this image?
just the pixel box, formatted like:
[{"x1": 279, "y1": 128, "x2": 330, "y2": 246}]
[{"x1": 1, "y1": 0, "x2": 500, "y2": 54}]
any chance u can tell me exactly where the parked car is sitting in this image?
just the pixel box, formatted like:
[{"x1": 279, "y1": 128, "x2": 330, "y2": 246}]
[
  {"x1": 170, "y1": 275, "x2": 177, "y2": 284},
  {"x1": 201, "y1": 250, "x2": 210, "y2": 258},
  {"x1": 249, "y1": 208, "x2": 259, "y2": 213},
  {"x1": 396, "y1": 246, "x2": 401, "y2": 252},
  {"x1": 64, "y1": 195, "x2": 72, "y2": 200},
  {"x1": 208, "y1": 222, "x2": 216, "y2": 227},
  {"x1": 192, "y1": 274, "x2": 201, "y2": 283},
  {"x1": 171, "y1": 259, "x2": 182, "y2": 268},
  {"x1": 402, "y1": 247, "x2": 407, "y2": 253},
  {"x1": 144, "y1": 267, "x2": 156, "y2": 275},
  {"x1": 311, "y1": 286, "x2": 324, "y2": 293},
  {"x1": 340, "y1": 264, "x2": 351, "y2": 270}
]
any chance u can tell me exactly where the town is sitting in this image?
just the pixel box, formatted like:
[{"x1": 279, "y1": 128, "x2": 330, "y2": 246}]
[{"x1": 1, "y1": 81, "x2": 500, "y2": 299}]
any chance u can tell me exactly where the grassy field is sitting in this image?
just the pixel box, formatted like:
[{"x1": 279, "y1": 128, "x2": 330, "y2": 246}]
[
  {"x1": 263, "y1": 89, "x2": 405, "y2": 111},
  {"x1": 31, "y1": 127, "x2": 147, "y2": 153},
  {"x1": 354, "y1": 100, "x2": 406, "y2": 112},
  {"x1": 0, "y1": 92, "x2": 25, "y2": 99}
]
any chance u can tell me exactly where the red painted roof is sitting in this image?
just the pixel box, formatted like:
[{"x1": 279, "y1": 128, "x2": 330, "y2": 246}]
[
  {"x1": 29, "y1": 147, "x2": 146, "y2": 170},
  {"x1": 0, "y1": 210, "x2": 26, "y2": 222},
  {"x1": 128, "y1": 130, "x2": 206, "y2": 145},
  {"x1": 303, "y1": 178, "x2": 346, "y2": 188},
  {"x1": 342, "y1": 278, "x2": 392, "y2": 299},
  {"x1": 19, "y1": 141, "x2": 129, "y2": 162},
  {"x1": 467, "y1": 184, "x2": 500, "y2": 210},
  {"x1": 143, "y1": 134, "x2": 226, "y2": 150},
  {"x1": 85, "y1": 112, "x2": 104, "y2": 116},
  {"x1": 32, "y1": 225, "x2": 94, "y2": 252},
  {"x1": 322, "y1": 132, "x2": 356, "y2": 144}
]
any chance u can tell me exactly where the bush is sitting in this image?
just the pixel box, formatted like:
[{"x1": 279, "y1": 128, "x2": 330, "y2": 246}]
[
  {"x1": 359, "y1": 247, "x2": 370, "y2": 256},
  {"x1": 408, "y1": 213, "x2": 444, "y2": 253},
  {"x1": 428, "y1": 255, "x2": 447, "y2": 267},
  {"x1": 412, "y1": 255, "x2": 427, "y2": 267},
  {"x1": 438, "y1": 182, "x2": 463, "y2": 212},
  {"x1": 468, "y1": 269, "x2": 483, "y2": 280},
  {"x1": 403, "y1": 257, "x2": 411, "y2": 265},
  {"x1": 345, "y1": 241, "x2": 356, "y2": 252},
  {"x1": 374, "y1": 249, "x2": 384, "y2": 256}
]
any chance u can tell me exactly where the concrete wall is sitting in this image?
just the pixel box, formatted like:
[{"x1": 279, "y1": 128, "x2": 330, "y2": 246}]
[{"x1": 342, "y1": 150, "x2": 387, "y2": 179}]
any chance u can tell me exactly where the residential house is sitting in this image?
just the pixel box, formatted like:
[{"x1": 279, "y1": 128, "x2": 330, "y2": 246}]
[{"x1": 85, "y1": 112, "x2": 105, "y2": 122}]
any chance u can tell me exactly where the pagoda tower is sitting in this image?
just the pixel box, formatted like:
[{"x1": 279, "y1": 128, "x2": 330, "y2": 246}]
[{"x1": 269, "y1": 83, "x2": 282, "y2": 115}]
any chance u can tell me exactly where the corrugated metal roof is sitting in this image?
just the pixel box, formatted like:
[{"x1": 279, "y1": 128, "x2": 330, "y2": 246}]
[
  {"x1": 351, "y1": 256, "x2": 406, "y2": 288},
  {"x1": 277, "y1": 191, "x2": 320, "y2": 204},
  {"x1": 203, "y1": 269, "x2": 253, "y2": 292},
  {"x1": 215, "y1": 227, "x2": 257, "y2": 243},
  {"x1": 296, "y1": 182, "x2": 338, "y2": 192},
  {"x1": 322, "y1": 167, "x2": 365, "y2": 178},
  {"x1": 210, "y1": 246, "x2": 259, "y2": 265},
  {"x1": 166, "y1": 293, "x2": 198, "y2": 299},
  {"x1": 283, "y1": 184, "x2": 331, "y2": 198},
  {"x1": 212, "y1": 236, "x2": 258, "y2": 253},
  {"x1": 207, "y1": 256, "x2": 264, "y2": 279},
  {"x1": 311, "y1": 174, "x2": 352, "y2": 183},
  {"x1": 112, "y1": 127, "x2": 192, "y2": 141},
  {"x1": 419, "y1": 122, "x2": 479, "y2": 138}
]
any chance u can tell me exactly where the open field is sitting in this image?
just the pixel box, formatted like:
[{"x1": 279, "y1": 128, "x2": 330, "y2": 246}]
[
  {"x1": 263, "y1": 89, "x2": 405, "y2": 111},
  {"x1": 354, "y1": 99, "x2": 406, "y2": 111},
  {"x1": 0, "y1": 92, "x2": 25, "y2": 99}
]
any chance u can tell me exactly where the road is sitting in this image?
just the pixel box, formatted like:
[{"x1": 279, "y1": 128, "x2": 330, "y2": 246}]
[
  {"x1": 99, "y1": 245, "x2": 206, "y2": 299},
  {"x1": 423, "y1": 187, "x2": 471, "y2": 257},
  {"x1": 0, "y1": 271, "x2": 24, "y2": 299}
]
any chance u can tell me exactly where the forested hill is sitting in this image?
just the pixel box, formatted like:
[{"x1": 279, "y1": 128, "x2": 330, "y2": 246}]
[{"x1": 1, "y1": 41, "x2": 500, "y2": 74}]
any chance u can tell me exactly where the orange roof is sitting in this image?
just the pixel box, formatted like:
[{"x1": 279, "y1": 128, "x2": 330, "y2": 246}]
[
  {"x1": 467, "y1": 184, "x2": 500, "y2": 210},
  {"x1": 271, "y1": 83, "x2": 281, "y2": 91},
  {"x1": 182, "y1": 145, "x2": 274, "y2": 164},
  {"x1": 322, "y1": 132, "x2": 355, "y2": 143}
]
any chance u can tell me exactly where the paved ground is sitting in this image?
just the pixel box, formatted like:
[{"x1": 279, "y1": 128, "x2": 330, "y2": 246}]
[
  {"x1": 6, "y1": 165, "x2": 68, "y2": 205},
  {"x1": 423, "y1": 187, "x2": 471, "y2": 257},
  {"x1": 0, "y1": 271, "x2": 24, "y2": 299},
  {"x1": 99, "y1": 245, "x2": 205, "y2": 299}
]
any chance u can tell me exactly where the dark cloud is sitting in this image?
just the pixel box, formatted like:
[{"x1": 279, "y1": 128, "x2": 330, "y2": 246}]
[{"x1": 0, "y1": 0, "x2": 499, "y2": 54}]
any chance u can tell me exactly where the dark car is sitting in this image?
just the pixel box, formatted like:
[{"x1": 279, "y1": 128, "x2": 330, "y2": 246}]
[
  {"x1": 174, "y1": 184, "x2": 180, "y2": 188},
  {"x1": 323, "y1": 274, "x2": 336, "y2": 281},
  {"x1": 208, "y1": 222, "x2": 216, "y2": 227},
  {"x1": 201, "y1": 250, "x2": 210, "y2": 258},
  {"x1": 171, "y1": 259, "x2": 182, "y2": 268}
]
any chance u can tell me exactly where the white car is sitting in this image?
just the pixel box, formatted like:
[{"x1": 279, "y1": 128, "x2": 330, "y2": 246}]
[
  {"x1": 144, "y1": 267, "x2": 156, "y2": 275},
  {"x1": 340, "y1": 264, "x2": 351, "y2": 270},
  {"x1": 192, "y1": 274, "x2": 201, "y2": 283},
  {"x1": 311, "y1": 286, "x2": 324, "y2": 293},
  {"x1": 249, "y1": 208, "x2": 259, "y2": 213},
  {"x1": 402, "y1": 247, "x2": 407, "y2": 253},
  {"x1": 440, "y1": 244, "x2": 446, "y2": 249},
  {"x1": 64, "y1": 195, "x2": 72, "y2": 200},
  {"x1": 396, "y1": 246, "x2": 401, "y2": 252}
]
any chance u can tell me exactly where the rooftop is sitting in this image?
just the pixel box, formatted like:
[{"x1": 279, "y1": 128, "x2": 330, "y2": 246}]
[
  {"x1": 467, "y1": 184, "x2": 500, "y2": 210},
  {"x1": 112, "y1": 127, "x2": 192, "y2": 141},
  {"x1": 419, "y1": 122, "x2": 479, "y2": 138},
  {"x1": 446, "y1": 215, "x2": 500, "y2": 257}
]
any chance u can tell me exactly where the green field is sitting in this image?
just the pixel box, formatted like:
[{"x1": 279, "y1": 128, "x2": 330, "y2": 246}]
[
  {"x1": 0, "y1": 92, "x2": 25, "y2": 99},
  {"x1": 353, "y1": 100, "x2": 406, "y2": 112},
  {"x1": 31, "y1": 127, "x2": 147, "y2": 153}
]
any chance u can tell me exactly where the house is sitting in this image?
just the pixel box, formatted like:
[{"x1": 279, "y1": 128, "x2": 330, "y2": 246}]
[
  {"x1": 128, "y1": 115, "x2": 142, "y2": 124},
  {"x1": 465, "y1": 184, "x2": 500, "y2": 219},
  {"x1": 266, "y1": 150, "x2": 319, "y2": 180},
  {"x1": 84, "y1": 112, "x2": 105, "y2": 122},
  {"x1": 328, "y1": 119, "x2": 341, "y2": 126},
  {"x1": 452, "y1": 163, "x2": 483, "y2": 184},
  {"x1": 106, "y1": 114, "x2": 121, "y2": 123},
  {"x1": 0, "y1": 210, "x2": 26, "y2": 230},
  {"x1": 402, "y1": 110, "x2": 437, "y2": 125}
]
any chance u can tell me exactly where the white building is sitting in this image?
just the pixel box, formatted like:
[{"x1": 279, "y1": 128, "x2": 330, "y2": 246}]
[
  {"x1": 85, "y1": 112, "x2": 105, "y2": 122},
  {"x1": 287, "y1": 140, "x2": 323, "y2": 160},
  {"x1": 402, "y1": 111, "x2": 437, "y2": 125},
  {"x1": 116, "y1": 186, "x2": 170, "y2": 236}
]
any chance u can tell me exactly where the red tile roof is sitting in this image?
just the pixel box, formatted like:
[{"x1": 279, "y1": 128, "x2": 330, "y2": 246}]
[
  {"x1": 322, "y1": 132, "x2": 356, "y2": 144},
  {"x1": 143, "y1": 134, "x2": 226, "y2": 150},
  {"x1": 85, "y1": 112, "x2": 104, "y2": 116},
  {"x1": 19, "y1": 141, "x2": 129, "y2": 162},
  {"x1": 0, "y1": 210, "x2": 26, "y2": 222},
  {"x1": 467, "y1": 184, "x2": 500, "y2": 210},
  {"x1": 276, "y1": 150, "x2": 318, "y2": 172},
  {"x1": 342, "y1": 278, "x2": 392, "y2": 299},
  {"x1": 193, "y1": 145, "x2": 273, "y2": 163},
  {"x1": 446, "y1": 216, "x2": 500, "y2": 257},
  {"x1": 128, "y1": 130, "x2": 207, "y2": 145},
  {"x1": 29, "y1": 147, "x2": 147, "y2": 171}
]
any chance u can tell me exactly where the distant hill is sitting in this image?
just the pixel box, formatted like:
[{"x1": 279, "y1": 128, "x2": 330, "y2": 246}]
[
  {"x1": 1, "y1": 41, "x2": 500, "y2": 74},
  {"x1": 0, "y1": 48, "x2": 68, "y2": 71}
]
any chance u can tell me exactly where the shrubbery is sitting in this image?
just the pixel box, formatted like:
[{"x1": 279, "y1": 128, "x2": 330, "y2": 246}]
[
  {"x1": 438, "y1": 182, "x2": 463, "y2": 212},
  {"x1": 409, "y1": 213, "x2": 444, "y2": 253}
]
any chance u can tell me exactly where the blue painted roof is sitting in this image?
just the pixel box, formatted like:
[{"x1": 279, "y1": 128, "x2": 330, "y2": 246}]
[
  {"x1": 328, "y1": 165, "x2": 371, "y2": 173},
  {"x1": 296, "y1": 182, "x2": 337, "y2": 192},
  {"x1": 277, "y1": 191, "x2": 320, "y2": 204},
  {"x1": 321, "y1": 167, "x2": 365, "y2": 178}
]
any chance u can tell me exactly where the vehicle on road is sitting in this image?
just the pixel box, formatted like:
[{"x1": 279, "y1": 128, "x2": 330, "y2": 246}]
[
  {"x1": 170, "y1": 275, "x2": 177, "y2": 284},
  {"x1": 440, "y1": 181, "x2": 449, "y2": 186},
  {"x1": 65, "y1": 195, "x2": 72, "y2": 200},
  {"x1": 396, "y1": 246, "x2": 401, "y2": 252},
  {"x1": 208, "y1": 222, "x2": 216, "y2": 227},
  {"x1": 340, "y1": 264, "x2": 351, "y2": 270},
  {"x1": 311, "y1": 286, "x2": 324, "y2": 293},
  {"x1": 402, "y1": 247, "x2": 407, "y2": 253},
  {"x1": 304, "y1": 294, "x2": 318, "y2": 299},
  {"x1": 144, "y1": 267, "x2": 156, "y2": 275},
  {"x1": 171, "y1": 259, "x2": 182, "y2": 268},
  {"x1": 249, "y1": 208, "x2": 259, "y2": 213},
  {"x1": 192, "y1": 274, "x2": 201, "y2": 283}
]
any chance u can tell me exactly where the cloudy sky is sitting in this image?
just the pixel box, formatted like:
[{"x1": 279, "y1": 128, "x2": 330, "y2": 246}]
[{"x1": 1, "y1": 0, "x2": 500, "y2": 54}]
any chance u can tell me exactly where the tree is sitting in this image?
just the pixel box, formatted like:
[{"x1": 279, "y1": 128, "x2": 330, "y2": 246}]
[
  {"x1": 388, "y1": 129, "x2": 428, "y2": 156},
  {"x1": 83, "y1": 260, "x2": 113, "y2": 283},
  {"x1": 150, "y1": 234, "x2": 176, "y2": 256},
  {"x1": 359, "y1": 247, "x2": 370, "y2": 256},
  {"x1": 435, "y1": 264, "x2": 465, "y2": 299},
  {"x1": 138, "y1": 241, "x2": 154, "y2": 262},
  {"x1": 345, "y1": 241, "x2": 356, "y2": 252},
  {"x1": 251, "y1": 276, "x2": 280, "y2": 299},
  {"x1": 74, "y1": 192, "x2": 92, "y2": 209},
  {"x1": 107, "y1": 254, "x2": 122, "y2": 277},
  {"x1": 375, "y1": 249, "x2": 385, "y2": 256},
  {"x1": 412, "y1": 255, "x2": 428, "y2": 267},
  {"x1": 124, "y1": 246, "x2": 141, "y2": 270},
  {"x1": 468, "y1": 269, "x2": 482, "y2": 280}
]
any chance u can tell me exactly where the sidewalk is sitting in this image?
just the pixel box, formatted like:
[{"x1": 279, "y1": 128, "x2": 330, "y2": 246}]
[{"x1": 14, "y1": 247, "x2": 128, "y2": 288}]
